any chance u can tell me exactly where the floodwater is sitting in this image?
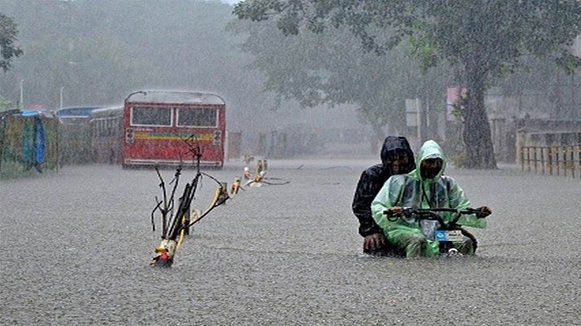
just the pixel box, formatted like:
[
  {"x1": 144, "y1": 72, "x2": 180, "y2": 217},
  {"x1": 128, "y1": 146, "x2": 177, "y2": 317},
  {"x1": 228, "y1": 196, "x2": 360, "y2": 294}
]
[{"x1": 1, "y1": 158, "x2": 580, "y2": 325}]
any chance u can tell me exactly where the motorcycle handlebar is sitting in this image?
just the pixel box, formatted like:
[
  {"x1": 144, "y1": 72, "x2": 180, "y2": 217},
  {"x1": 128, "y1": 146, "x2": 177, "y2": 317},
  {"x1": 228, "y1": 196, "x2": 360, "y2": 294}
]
[{"x1": 384, "y1": 207, "x2": 488, "y2": 222}]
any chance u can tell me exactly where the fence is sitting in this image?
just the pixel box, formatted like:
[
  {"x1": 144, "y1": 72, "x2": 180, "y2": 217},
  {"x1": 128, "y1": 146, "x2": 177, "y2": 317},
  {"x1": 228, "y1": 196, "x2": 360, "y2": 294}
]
[{"x1": 519, "y1": 145, "x2": 581, "y2": 177}]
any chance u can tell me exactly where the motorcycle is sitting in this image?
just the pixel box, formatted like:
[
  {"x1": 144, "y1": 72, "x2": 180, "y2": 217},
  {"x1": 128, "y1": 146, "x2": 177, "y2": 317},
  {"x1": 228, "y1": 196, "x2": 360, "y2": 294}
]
[{"x1": 384, "y1": 207, "x2": 490, "y2": 257}]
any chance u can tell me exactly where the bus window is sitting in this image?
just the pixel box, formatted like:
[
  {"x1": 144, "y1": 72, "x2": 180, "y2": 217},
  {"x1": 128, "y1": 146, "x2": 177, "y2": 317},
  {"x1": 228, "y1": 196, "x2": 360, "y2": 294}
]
[
  {"x1": 131, "y1": 106, "x2": 172, "y2": 126},
  {"x1": 177, "y1": 108, "x2": 217, "y2": 127}
]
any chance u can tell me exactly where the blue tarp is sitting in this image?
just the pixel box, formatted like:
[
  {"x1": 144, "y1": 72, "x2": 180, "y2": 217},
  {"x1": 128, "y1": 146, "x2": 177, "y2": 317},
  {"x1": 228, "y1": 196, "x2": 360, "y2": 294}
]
[{"x1": 21, "y1": 115, "x2": 46, "y2": 172}]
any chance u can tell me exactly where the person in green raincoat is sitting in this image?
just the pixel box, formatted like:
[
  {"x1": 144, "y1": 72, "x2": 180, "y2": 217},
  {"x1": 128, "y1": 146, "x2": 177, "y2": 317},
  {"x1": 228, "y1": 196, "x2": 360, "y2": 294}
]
[{"x1": 371, "y1": 140, "x2": 491, "y2": 257}]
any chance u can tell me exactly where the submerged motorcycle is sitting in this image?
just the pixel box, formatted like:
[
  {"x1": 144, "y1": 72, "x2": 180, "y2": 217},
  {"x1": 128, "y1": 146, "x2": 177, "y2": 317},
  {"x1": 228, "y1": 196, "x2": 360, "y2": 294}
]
[{"x1": 383, "y1": 207, "x2": 490, "y2": 257}]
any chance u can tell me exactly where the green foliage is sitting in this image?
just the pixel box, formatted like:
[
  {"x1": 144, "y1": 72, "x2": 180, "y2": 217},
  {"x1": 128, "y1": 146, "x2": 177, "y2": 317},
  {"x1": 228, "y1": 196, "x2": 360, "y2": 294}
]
[
  {"x1": 234, "y1": 0, "x2": 581, "y2": 169},
  {"x1": 555, "y1": 53, "x2": 581, "y2": 75},
  {"x1": 0, "y1": 0, "x2": 272, "y2": 126},
  {"x1": 230, "y1": 13, "x2": 449, "y2": 135},
  {"x1": 0, "y1": 95, "x2": 12, "y2": 111},
  {"x1": 0, "y1": 12, "x2": 23, "y2": 71}
]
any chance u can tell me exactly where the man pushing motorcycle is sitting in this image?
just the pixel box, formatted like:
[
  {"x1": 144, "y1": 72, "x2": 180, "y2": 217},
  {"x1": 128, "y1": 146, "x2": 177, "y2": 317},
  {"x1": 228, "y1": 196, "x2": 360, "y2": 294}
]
[{"x1": 371, "y1": 140, "x2": 491, "y2": 258}]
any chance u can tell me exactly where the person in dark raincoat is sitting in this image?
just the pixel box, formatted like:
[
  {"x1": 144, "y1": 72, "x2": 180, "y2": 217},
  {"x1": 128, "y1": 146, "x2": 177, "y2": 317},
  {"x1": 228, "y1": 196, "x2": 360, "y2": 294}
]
[
  {"x1": 352, "y1": 136, "x2": 415, "y2": 256},
  {"x1": 371, "y1": 140, "x2": 491, "y2": 257}
]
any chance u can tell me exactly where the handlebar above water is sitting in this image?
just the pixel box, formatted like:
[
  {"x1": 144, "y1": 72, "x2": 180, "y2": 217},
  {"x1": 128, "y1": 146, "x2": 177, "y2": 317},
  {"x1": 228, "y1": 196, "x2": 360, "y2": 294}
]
[{"x1": 384, "y1": 207, "x2": 488, "y2": 223}]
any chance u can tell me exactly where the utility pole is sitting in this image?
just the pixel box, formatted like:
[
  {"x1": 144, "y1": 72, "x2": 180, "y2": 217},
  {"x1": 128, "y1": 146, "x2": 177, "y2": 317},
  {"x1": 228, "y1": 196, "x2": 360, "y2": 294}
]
[
  {"x1": 20, "y1": 79, "x2": 24, "y2": 110},
  {"x1": 60, "y1": 87, "x2": 65, "y2": 109}
]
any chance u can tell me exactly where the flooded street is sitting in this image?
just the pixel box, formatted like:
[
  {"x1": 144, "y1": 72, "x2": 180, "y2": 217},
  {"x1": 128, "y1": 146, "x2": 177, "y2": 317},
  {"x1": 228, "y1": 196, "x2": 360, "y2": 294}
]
[{"x1": 2, "y1": 159, "x2": 581, "y2": 325}]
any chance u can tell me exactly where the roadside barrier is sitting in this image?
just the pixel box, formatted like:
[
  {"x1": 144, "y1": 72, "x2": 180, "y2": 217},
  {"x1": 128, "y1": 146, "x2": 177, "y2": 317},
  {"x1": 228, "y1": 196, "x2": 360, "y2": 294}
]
[{"x1": 520, "y1": 145, "x2": 581, "y2": 178}]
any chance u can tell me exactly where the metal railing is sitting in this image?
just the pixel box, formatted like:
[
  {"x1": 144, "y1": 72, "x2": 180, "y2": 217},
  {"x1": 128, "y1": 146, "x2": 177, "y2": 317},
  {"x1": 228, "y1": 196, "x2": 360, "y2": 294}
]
[{"x1": 520, "y1": 145, "x2": 581, "y2": 178}]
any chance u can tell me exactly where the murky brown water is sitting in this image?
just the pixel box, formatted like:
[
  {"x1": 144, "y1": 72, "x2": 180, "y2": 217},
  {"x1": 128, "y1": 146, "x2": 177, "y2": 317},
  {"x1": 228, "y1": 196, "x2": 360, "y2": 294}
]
[{"x1": 2, "y1": 160, "x2": 580, "y2": 325}]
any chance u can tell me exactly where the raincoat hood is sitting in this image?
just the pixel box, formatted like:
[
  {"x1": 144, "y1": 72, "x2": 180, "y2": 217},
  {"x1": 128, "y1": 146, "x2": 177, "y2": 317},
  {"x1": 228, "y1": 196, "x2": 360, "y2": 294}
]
[
  {"x1": 411, "y1": 140, "x2": 446, "y2": 181},
  {"x1": 380, "y1": 136, "x2": 415, "y2": 173}
]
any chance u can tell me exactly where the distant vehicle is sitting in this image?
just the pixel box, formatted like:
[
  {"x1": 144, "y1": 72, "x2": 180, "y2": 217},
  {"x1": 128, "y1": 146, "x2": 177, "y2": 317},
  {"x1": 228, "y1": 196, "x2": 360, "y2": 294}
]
[
  {"x1": 56, "y1": 106, "x2": 102, "y2": 124},
  {"x1": 121, "y1": 90, "x2": 226, "y2": 168},
  {"x1": 18, "y1": 110, "x2": 55, "y2": 118},
  {"x1": 89, "y1": 106, "x2": 124, "y2": 164}
]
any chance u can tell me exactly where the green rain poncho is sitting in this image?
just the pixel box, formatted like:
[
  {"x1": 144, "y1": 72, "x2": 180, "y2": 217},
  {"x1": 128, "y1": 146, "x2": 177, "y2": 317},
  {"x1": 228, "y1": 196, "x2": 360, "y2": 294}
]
[{"x1": 371, "y1": 140, "x2": 486, "y2": 257}]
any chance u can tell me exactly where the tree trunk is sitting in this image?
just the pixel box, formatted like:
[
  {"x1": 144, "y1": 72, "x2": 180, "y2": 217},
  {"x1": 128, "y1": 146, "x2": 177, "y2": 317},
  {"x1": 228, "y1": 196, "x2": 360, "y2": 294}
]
[{"x1": 462, "y1": 68, "x2": 497, "y2": 169}]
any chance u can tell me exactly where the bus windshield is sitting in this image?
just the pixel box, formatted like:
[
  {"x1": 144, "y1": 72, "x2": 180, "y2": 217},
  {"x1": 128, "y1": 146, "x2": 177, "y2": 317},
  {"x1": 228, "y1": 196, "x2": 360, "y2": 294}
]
[
  {"x1": 176, "y1": 107, "x2": 217, "y2": 127},
  {"x1": 131, "y1": 107, "x2": 172, "y2": 126}
]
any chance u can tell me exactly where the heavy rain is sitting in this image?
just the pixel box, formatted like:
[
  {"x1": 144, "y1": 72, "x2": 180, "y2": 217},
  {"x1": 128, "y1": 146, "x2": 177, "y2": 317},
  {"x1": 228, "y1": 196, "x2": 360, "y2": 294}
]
[{"x1": 1, "y1": 1, "x2": 581, "y2": 325}]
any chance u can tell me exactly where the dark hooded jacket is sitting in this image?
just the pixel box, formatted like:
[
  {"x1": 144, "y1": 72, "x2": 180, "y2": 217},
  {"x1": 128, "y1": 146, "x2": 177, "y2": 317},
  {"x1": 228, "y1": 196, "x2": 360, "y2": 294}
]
[{"x1": 352, "y1": 136, "x2": 415, "y2": 237}]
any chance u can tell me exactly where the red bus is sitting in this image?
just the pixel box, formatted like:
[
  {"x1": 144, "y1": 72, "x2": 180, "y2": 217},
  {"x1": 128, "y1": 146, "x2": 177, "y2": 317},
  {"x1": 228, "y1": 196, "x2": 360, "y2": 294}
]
[{"x1": 121, "y1": 90, "x2": 226, "y2": 168}]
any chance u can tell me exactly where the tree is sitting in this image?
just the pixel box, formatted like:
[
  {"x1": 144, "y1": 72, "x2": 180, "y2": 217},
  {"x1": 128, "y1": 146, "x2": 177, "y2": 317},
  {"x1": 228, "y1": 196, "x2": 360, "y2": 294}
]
[
  {"x1": 0, "y1": 0, "x2": 273, "y2": 132},
  {"x1": 0, "y1": 12, "x2": 23, "y2": 71},
  {"x1": 234, "y1": 0, "x2": 581, "y2": 168},
  {"x1": 230, "y1": 13, "x2": 451, "y2": 143},
  {"x1": 494, "y1": 56, "x2": 581, "y2": 121}
]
